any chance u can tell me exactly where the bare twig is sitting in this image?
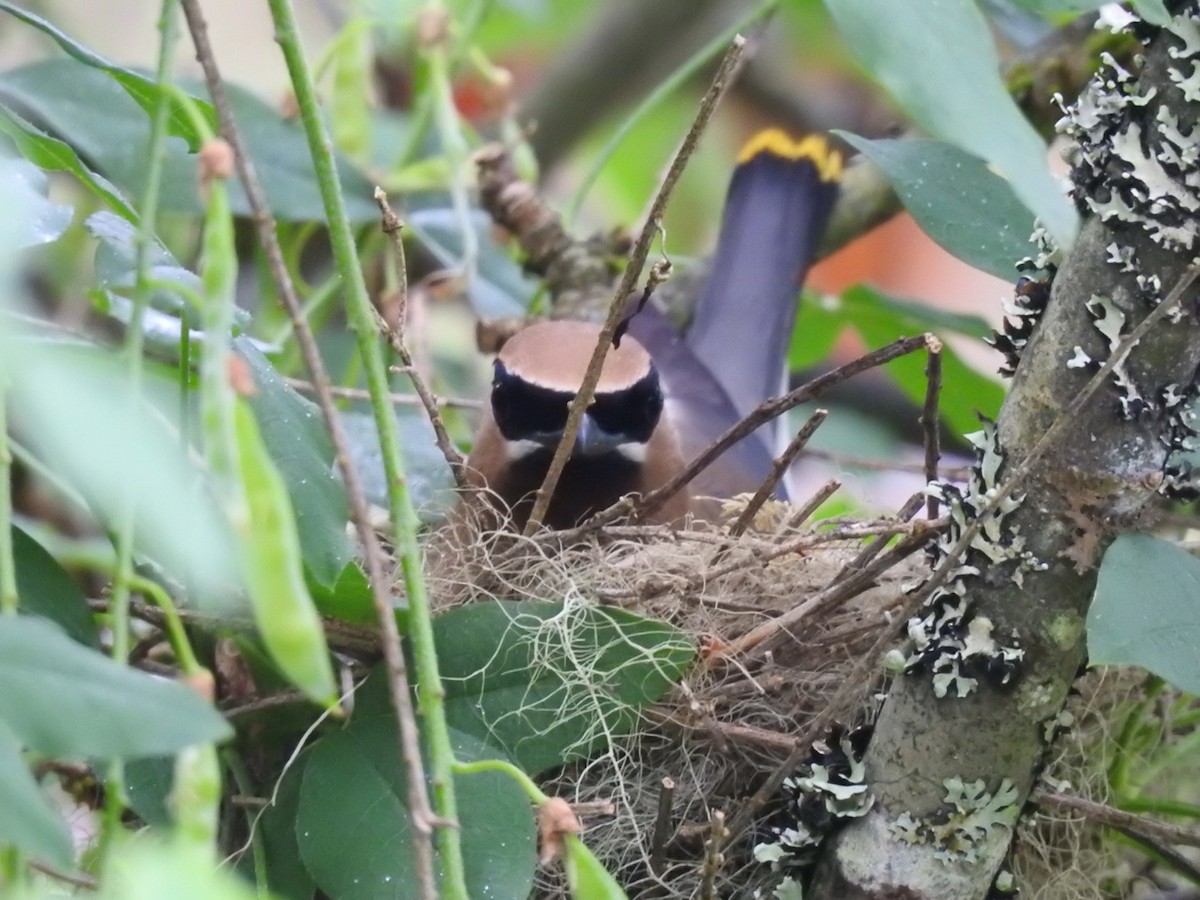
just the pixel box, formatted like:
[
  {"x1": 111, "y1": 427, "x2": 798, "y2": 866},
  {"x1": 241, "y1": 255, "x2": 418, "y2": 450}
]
[
  {"x1": 373, "y1": 188, "x2": 469, "y2": 490},
  {"x1": 1032, "y1": 790, "x2": 1200, "y2": 850},
  {"x1": 800, "y1": 448, "x2": 971, "y2": 479},
  {"x1": 178, "y1": 3, "x2": 438, "y2": 892},
  {"x1": 284, "y1": 378, "x2": 481, "y2": 410},
  {"x1": 522, "y1": 36, "x2": 749, "y2": 535},
  {"x1": 29, "y1": 861, "x2": 99, "y2": 891},
  {"x1": 921, "y1": 346, "x2": 943, "y2": 518},
  {"x1": 730, "y1": 410, "x2": 828, "y2": 537},
  {"x1": 724, "y1": 521, "x2": 940, "y2": 659},
  {"x1": 630, "y1": 334, "x2": 935, "y2": 524},
  {"x1": 604, "y1": 516, "x2": 940, "y2": 603},
  {"x1": 699, "y1": 808, "x2": 728, "y2": 900},
  {"x1": 649, "y1": 776, "x2": 677, "y2": 875}
]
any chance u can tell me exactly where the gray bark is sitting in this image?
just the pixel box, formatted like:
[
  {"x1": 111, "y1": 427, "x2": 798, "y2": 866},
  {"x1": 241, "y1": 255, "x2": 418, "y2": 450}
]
[{"x1": 809, "y1": 12, "x2": 1200, "y2": 900}]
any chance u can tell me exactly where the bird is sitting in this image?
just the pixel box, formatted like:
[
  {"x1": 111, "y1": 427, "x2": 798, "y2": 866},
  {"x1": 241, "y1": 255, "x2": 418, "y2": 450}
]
[
  {"x1": 463, "y1": 319, "x2": 690, "y2": 530},
  {"x1": 463, "y1": 130, "x2": 842, "y2": 531}
]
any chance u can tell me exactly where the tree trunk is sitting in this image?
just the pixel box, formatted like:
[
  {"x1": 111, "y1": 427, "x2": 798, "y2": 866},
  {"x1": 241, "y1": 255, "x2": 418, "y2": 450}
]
[{"x1": 809, "y1": 8, "x2": 1200, "y2": 899}]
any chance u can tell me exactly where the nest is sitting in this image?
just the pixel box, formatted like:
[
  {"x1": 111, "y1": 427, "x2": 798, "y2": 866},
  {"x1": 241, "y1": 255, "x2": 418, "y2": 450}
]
[
  {"x1": 420, "y1": 493, "x2": 1169, "y2": 898},
  {"x1": 426, "y1": 493, "x2": 929, "y2": 897}
]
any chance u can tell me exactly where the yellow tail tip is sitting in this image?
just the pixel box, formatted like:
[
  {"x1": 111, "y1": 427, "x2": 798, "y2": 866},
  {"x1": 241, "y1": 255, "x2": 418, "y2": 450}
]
[{"x1": 736, "y1": 129, "x2": 843, "y2": 182}]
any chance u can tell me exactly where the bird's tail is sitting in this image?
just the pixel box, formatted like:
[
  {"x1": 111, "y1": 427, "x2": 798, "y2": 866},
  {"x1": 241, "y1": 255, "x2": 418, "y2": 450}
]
[{"x1": 685, "y1": 129, "x2": 843, "y2": 425}]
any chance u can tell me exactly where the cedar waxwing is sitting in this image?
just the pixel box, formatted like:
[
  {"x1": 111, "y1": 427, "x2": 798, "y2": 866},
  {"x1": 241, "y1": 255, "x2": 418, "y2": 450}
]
[
  {"x1": 629, "y1": 130, "x2": 842, "y2": 501},
  {"x1": 465, "y1": 130, "x2": 841, "y2": 530},
  {"x1": 464, "y1": 319, "x2": 689, "y2": 530}
]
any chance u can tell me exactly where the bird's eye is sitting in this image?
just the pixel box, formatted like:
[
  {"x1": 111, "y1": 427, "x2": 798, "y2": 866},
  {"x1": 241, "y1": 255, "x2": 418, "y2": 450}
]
[{"x1": 644, "y1": 393, "x2": 662, "y2": 425}]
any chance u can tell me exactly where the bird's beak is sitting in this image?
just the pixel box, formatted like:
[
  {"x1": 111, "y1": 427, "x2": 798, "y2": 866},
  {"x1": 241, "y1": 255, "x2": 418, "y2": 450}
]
[{"x1": 573, "y1": 414, "x2": 626, "y2": 457}]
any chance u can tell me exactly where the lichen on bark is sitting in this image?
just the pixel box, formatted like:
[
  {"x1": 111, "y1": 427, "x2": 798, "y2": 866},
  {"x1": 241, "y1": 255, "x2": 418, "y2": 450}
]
[{"x1": 808, "y1": 6, "x2": 1200, "y2": 898}]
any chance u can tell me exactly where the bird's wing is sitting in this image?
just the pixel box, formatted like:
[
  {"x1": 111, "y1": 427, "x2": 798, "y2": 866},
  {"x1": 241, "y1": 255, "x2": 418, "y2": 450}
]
[{"x1": 626, "y1": 305, "x2": 776, "y2": 501}]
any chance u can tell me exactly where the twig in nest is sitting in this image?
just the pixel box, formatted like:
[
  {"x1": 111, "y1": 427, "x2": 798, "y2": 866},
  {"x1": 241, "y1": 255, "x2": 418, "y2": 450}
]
[
  {"x1": 284, "y1": 377, "x2": 481, "y2": 410},
  {"x1": 523, "y1": 36, "x2": 749, "y2": 535},
  {"x1": 650, "y1": 776, "x2": 677, "y2": 875},
  {"x1": 629, "y1": 334, "x2": 936, "y2": 525},
  {"x1": 178, "y1": 3, "x2": 438, "y2": 890},
  {"x1": 723, "y1": 521, "x2": 941, "y2": 660},
  {"x1": 605, "y1": 516, "x2": 938, "y2": 603},
  {"x1": 722, "y1": 524, "x2": 950, "y2": 849},
  {"x1": 699, "y1": 808, "x2": 729, "y2": 900},
  {"x1": 373, "y1": 188, "x2": 470, "y2": 491},
  {"x1": 832, "y1": 490, "x2": 924, "y2": 586},
  {"x1": 729, "y1": 409, "x2": 828, "y2": 537},
  {"x1": 782, "y1": 479, "x2": 842, "y2": 531},
  {"x1": 921, "y1": 344, "x2": 943, "y2": 518},
  {"x1": 571, "y1": 799, "x2": 617, "y2": 819}
]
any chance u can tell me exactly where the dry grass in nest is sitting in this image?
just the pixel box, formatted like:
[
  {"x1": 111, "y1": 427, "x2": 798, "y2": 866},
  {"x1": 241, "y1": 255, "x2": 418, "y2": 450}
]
[
  {"x1": 421, "y1": 496, "x2": 1175, "y2": 898},
  {"x1": 425, "y1": 494, "x2": 929, "y2": 897}
]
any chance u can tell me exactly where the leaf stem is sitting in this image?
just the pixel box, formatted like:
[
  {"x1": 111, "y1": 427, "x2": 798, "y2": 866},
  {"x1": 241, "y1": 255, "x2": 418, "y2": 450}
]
[
  {"x1": 0, "y1": 383, "x2": 18, "y2": 616},
  {"x1": 100, "y1": 0, "x2": 181, "y2": 869},
  {"x1": 453, "y1": 758, "x2": 546, "y2": 805},
  {"x1": 265, "y1": 1, "x2": 466, "y2": 894}
]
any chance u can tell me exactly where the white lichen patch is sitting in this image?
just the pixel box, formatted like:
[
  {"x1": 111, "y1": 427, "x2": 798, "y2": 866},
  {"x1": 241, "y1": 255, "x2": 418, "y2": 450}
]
[
  {"x1": 1056, "y1": 6, "x2": 1200, "y2": 489},
  {"x1": 755, "y1": 726, "x2": 873, "y2": 873},
  {"x1": 1084, "y1": 294, "x2": 1126, "y2": 352},
  {"x1": 1042, "y1": 708, "x2": 1076, "y2": 743},
  {"x1": 889, "y1": 778, "x2": 1022, "y2": 864},
  {"x1": 1066, "y1": 346, "x2": 1093, "y2": 369},
  {"x1": 906, "y1": 421, "x2": 1027, "y2": 698}
]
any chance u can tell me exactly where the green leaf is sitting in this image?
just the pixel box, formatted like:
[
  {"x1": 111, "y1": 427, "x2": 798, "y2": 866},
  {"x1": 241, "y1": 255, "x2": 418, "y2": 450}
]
[
  {"x1": 100, "y1": 839, "x2": 263, "y2": 900},
  {"x1": 259, "y1": 754, "x2": 317, "y2": 900},
  {"x1": 0, "y1": 2, "x2": 215, "y2": 152},
  {"x1": 563, "y1": 834, "x2": 628, "y2": 900},
  {"x1": 825, "y1": 0, "x2": 1078, "y2": 246},
  {"x1": 234, "y1": 400, "x2": 337, "y2": 706},
  {"x1": 0, "y1": 106, "x2": 138, "y2": 222},
  {"x1": 11, "y1": 525, "x2": 99, "y2": 648},
  {"x1": 837, "y1": 286, "x2": 1005, "y2": 438},
  {"x1": 307, "y1": 560, "x2": 376, "y2": 625},
  {"x1": 789, "y1": 293, "x2": 849, "y2": 370},
  {"x1": 0, "y1": 59, "x2": 378, "y2": 222},
  {"x1": 0, "y1": 719, "x2": 73, "y2": 869},
  {"x1": 3, "y1": 336, "x2": 238, "y2": 600},
  {"x1": 87, "y1": 210, "x2": 254, "y2": 332},
  {"x1": 429, "y1": 600, "x2": 695, "y2": 774},
  {"x1": 837, "y1": 136, "x2": 1035, "y2": 279},
  {"x1": 340, "y1": 408, "x2": 458, "y2": 520},
  {"x1": 236, "y1": 339, "x2": 352, "y2": 588},
  {"x1": 0, "y1": 155, "x2": 71, "y2": 248},
  {"x1": 0, "y1": 616, "x2": 231, "y2": 759},
  {"x1": 296, "y1": 723, "x2": 536, "y2": 899},
  {"x1": 1089, "y1": 534, "x2": 1200, "y2": 693},
  {"x1": 124, "y1": 756, "x2": 175, "y2": 829},
  {"x1": 407, "y1": 207, "x2": 537, "y2": 319}
]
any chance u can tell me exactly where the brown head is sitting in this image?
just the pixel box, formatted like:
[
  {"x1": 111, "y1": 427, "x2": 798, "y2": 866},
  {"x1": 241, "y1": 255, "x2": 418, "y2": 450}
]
[{"x1": 464, "y1": 320, "x2": 687, "y2": 529}]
